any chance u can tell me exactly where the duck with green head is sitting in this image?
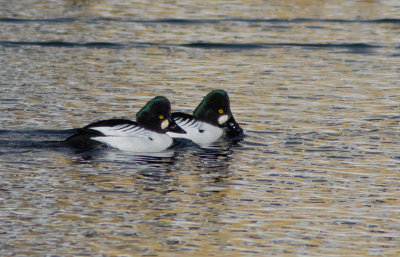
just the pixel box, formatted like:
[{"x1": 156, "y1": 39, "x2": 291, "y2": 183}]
[
  {"x1": 65, "y1": 96, "x2": 186, "y2": 152},
  {"x1": 167, "y1": 89, "x2": 243, "y2": 145}
]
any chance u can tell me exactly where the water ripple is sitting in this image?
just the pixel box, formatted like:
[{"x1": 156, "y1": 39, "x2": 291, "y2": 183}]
[
  {"x1": 1, "y1": 17, "x2": 400, "y2": 24},
  {"x1": 0, "y1": 40, "x2": 383, "y2": 51}
]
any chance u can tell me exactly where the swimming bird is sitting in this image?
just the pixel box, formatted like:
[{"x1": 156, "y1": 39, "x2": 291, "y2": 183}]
[
  {"x1": 167, "y1": 89, "x2": 243, "y2": 145},
  {"x1": 65, "y1": 96, "x2": 186, "y2": 152}
]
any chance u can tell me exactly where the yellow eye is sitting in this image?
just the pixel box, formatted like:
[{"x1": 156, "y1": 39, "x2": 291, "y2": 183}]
[
  {"x1": 159, "y1": 115, "x2": 164, "y2": 120},
  {"x1": 218, "y1": 109, "x2": 224, "y2": 114}
]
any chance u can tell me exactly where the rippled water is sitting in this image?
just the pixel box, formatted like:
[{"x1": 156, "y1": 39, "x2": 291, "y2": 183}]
[{"x1": 1, "y1": 0, "x2": 400, "y2": 256}]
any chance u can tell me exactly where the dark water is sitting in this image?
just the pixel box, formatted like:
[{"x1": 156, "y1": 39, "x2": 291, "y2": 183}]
[{"x1": 1, "y1": 0, "x2": 400, "y2": 256}]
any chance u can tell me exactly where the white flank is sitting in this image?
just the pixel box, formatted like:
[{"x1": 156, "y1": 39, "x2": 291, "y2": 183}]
[
  {"x1": 91, "y1": 126, "x2": 173, "y2": 152},
  {"x1": 168, "y1": 118, "x2": 223, "y2": 146}
]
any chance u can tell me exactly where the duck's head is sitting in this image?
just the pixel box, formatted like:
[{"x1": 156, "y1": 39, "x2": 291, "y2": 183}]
[
  {"x1": 193, "y1": 89, "x2": 243, "y2": 136},
  {"x1": 136, "y1": 96, "x2": 186, "y2": 134}
]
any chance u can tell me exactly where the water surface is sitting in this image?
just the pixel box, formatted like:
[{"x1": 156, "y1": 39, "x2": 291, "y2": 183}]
[{"x1": 1, "y1": 0, "x2": 400, "y2": 256}]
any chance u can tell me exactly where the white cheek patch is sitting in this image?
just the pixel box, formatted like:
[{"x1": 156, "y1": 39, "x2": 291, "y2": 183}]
[
  {"x1": 218, "y1": 114, "x2": 229, "y2": 125},
  {"x1": 161, "y1": 119, "x2": 169, "y2": 130}
]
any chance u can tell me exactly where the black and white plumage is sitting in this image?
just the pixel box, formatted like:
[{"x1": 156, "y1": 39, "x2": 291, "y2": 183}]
[
  {"x1": 169, "y1": 112, "x2": 224, "y2": 145},
  {"x1": 167, "y1": 90, "x2": 243, "y2": 145},
  {"x1": 65, "y1": 96, "x2": 185, "y2": 152}
]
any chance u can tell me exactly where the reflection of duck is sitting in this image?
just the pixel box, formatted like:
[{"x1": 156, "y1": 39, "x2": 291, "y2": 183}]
[
  {"x1": 167, "y1": 90, "x2": 243, "y2": 146},
  {"x1": 65, "y1": 96, "x2": 185, "y2": 152}
]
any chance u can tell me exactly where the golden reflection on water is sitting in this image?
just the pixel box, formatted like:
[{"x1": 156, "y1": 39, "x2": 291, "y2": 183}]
[
  {"x1": 41, "y1": 0, "x2": 400, "y2": 20},
  {"x1": 1, "y1": 1, "x2": 400, "y2": 256},
  {"x1": 2, "y1": 44, "x2": 400, "y2": 255}
]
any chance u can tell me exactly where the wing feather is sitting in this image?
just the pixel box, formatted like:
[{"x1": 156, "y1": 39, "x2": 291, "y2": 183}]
[
  {"x1": 171, "y1": 112, "x2": 201, "y2": 130},
  {"x1": 82, "y1": 119, "x2": 148, "y2": 137}
]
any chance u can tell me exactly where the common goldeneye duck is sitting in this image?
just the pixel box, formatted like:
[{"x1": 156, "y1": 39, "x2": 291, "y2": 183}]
[
  {"x1": 65, "y1": 96, "x2": 186, "y2": 152},
  {"x1": 167, "y1": 89, "x2": 243, "y2": 145}
]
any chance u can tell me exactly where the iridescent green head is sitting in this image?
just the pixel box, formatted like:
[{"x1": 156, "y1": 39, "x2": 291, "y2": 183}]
[
  {"x1": 193, "y1": 89, "x2": 232, "y2": 126},
  {"x1": 136, "y1": 96, "x2": 185, "y2": 134},
  {"x1": 193, "y1": 89, "x2": 243, "y2": 136}
]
